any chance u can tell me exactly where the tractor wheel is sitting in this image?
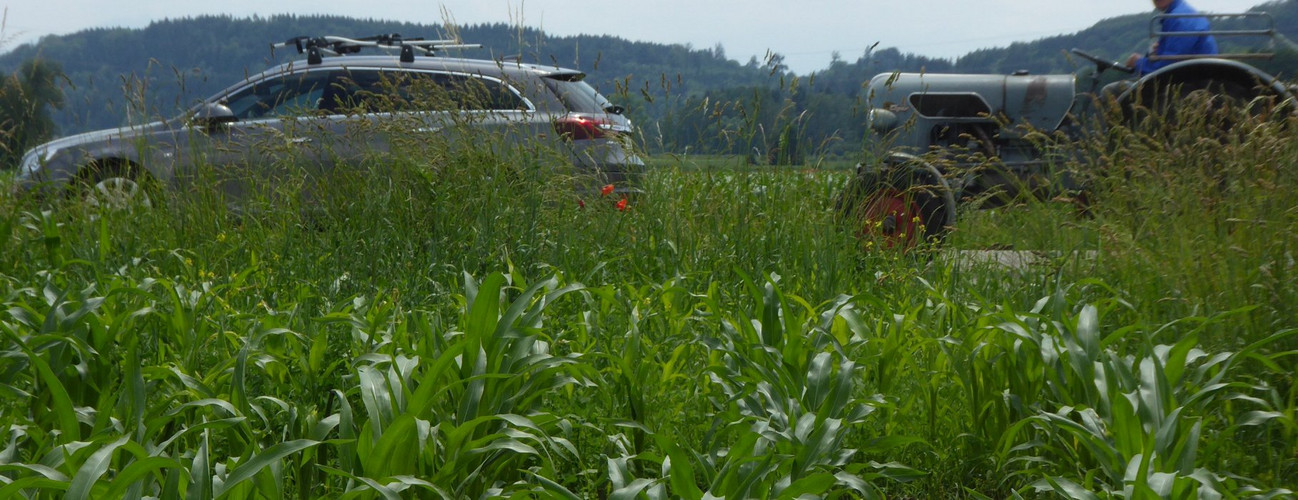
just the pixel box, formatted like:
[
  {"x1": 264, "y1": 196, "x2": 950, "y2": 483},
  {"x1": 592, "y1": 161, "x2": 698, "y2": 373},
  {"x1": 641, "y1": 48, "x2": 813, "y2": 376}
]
[
  {"x1": 1118, "y1": 63, "x2": 1293, "y2": 139},
  {"x1": 852, "y1": 187, "x2": 926, "y2": 250},
  {"x1": 1124, "y1": 78, "x2": 1250, "y2": 128},
  {"x1": 837, "y1": 155, "x2": 956, "y2": 250}
]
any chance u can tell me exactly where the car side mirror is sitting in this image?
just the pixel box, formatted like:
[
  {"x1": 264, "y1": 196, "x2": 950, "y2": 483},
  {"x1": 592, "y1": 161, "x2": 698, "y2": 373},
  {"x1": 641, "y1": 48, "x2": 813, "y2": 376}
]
[{"x1": 192, "y1": 102, "x2": 237, "y2": 128}]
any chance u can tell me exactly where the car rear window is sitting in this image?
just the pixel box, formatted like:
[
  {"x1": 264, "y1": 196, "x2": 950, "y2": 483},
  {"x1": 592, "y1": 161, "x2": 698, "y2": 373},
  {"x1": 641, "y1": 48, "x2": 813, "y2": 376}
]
[{"x1": 544, "y1": 75, "x2": 613, "y2": 113}]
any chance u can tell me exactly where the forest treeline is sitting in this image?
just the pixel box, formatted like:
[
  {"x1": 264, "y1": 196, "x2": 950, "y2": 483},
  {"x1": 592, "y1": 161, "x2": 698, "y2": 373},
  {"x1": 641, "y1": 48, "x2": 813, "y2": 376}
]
[{"x1": 2, "y1": 1, "x2": 1296, "y2": 164}]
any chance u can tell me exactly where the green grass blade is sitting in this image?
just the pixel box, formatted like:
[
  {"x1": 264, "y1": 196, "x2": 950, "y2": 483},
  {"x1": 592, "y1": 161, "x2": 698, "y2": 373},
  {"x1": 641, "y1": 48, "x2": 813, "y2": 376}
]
[
  {"x1": 102, "y1": 456, "x2": 181, "y2": 499},
  {"x1": 213, "y1": 439, "x2": 320, "y2": 498},
  {"x1": 3, "y1": 328, "x2": 81, "y2": 443},
  {"x1": 66, "y1": 435, "x2": 129, "y2": 500},
  {"x1": 0, "y1": 476, "x2": 71, "y2": 498}
]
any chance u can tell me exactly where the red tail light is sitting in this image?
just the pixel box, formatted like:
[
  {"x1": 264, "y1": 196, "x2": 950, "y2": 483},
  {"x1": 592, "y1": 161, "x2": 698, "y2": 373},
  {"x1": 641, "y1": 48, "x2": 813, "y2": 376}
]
[{"x1": 553, "y1": 114, "x2": 628, "y2": 140}]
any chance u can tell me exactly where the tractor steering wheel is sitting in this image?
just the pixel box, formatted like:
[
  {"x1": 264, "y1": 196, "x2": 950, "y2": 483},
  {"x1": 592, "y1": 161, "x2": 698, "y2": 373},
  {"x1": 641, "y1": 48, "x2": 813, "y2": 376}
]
[{"x1": 1070, "y1": 49, "x2": 1135, "y2": 75}]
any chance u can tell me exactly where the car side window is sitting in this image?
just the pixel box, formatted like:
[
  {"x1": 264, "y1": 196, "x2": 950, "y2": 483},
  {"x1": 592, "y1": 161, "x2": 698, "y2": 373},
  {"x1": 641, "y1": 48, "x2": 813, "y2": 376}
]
[
  {"x1": 445, "y1": 75, "x2": 529, "y2": 111},
  {"x1": 330, "y1": 70, "x2": 454, "y2": 113},
  {"x1": 222, "y1": 71, "x2": 333, "y2": 120},
  {"x1": 330, "y1": 69, "x2": 529, "y2": 113}
]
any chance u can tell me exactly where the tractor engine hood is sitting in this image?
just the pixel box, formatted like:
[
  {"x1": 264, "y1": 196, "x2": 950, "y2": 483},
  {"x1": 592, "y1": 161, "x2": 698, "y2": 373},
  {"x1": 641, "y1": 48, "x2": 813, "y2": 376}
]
[{"x1": 866, "y1": 72, "x2": 1076, "y2": 134}]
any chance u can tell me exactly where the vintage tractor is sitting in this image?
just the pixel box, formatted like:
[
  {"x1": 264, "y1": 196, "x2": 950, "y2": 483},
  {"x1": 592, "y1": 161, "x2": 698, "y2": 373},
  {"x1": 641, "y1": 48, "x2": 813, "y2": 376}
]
[{"x1": 838, "y1": 12, "x2": 1296, "y2": 249}]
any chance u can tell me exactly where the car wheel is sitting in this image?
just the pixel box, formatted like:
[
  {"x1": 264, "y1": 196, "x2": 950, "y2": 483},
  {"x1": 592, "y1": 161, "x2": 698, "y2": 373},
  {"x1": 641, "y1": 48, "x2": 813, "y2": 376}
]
[
  {"x1": 77, "y1": 163, "x2": 154, "y2": 211},
  {"x1": 87, "y1": 176, "x2": 152, "y2": 210}
]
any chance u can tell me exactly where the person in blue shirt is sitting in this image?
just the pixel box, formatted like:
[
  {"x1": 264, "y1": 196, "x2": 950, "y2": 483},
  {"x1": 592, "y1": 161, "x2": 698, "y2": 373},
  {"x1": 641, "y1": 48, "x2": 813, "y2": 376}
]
[{"x1": 1125, "y1": 0, "x2": 1219, "y2": 75}]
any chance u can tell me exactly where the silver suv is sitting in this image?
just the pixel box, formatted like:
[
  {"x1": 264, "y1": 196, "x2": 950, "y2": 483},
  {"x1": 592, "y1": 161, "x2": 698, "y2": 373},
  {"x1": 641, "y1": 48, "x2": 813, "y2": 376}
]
[{"x1": 16, "y1": 35, "x2": 643, "y2": 205}]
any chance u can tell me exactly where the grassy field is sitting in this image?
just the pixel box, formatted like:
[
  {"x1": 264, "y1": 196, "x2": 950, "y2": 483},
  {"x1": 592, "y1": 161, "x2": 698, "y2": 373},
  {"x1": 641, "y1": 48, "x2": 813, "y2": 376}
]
[{"x1": 1, "y1": 107, "x2": 1296, "y2": 498}]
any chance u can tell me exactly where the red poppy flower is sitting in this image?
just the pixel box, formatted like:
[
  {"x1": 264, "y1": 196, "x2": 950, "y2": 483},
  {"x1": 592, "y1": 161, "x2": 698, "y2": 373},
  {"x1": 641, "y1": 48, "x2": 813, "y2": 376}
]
[
  {"x1": 577, "y1": 199, "x2": 586, "y2": 209},
  {"x1": 616, "y1": 198, "x2": 628, "y2": 211},
  {"x1": 601, "y1": 184, "x2": 615, "y2": 197}
]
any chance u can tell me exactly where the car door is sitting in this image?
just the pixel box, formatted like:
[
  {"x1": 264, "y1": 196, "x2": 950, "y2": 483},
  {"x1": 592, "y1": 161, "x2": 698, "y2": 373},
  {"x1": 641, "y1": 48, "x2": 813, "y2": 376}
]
[
  {"x1": 178, "y1": 69, "x2": 338, "y2": 204},
  {"x1": 322, "y1": 68, "x2": 455, "y2": 163},
  {"x1": 334, "y1": 69, "x2": 541, "y2": 154},
  {"x1": 442, "y1": 73, "x2": 543, "y2": 156}
]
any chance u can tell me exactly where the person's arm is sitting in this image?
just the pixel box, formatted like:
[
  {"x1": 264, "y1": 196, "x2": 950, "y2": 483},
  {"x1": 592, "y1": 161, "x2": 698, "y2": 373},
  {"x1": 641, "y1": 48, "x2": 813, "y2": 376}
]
[{"x1": 1129, "y1": 40, "x2": 1161, "y2": 74}]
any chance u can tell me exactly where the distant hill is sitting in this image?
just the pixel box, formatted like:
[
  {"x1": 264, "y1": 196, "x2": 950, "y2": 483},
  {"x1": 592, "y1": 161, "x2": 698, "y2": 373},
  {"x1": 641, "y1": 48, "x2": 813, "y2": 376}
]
[{"x1": 2, "y1": 1, "x2": 1295, "y2": 156}]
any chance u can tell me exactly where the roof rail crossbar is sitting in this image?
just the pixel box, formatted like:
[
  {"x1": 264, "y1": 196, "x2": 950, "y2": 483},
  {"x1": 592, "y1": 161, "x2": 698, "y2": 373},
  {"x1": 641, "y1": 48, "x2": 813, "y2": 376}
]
[{"x1": 271, "y1": 34, "x2": 484, "y2": 65}]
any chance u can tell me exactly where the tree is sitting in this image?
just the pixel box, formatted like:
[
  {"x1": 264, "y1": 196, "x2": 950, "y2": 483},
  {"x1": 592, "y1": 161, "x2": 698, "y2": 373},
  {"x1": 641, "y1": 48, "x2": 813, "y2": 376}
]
[{"x1": 0, "y1": 59, "x2": 66, "y2": 169}]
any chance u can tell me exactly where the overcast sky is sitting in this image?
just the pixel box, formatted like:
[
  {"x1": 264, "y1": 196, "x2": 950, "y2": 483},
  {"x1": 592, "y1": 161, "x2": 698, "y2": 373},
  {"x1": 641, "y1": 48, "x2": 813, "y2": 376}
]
[{"x1": 0, "y1": 0, "x2": 1271, "y2": 73}]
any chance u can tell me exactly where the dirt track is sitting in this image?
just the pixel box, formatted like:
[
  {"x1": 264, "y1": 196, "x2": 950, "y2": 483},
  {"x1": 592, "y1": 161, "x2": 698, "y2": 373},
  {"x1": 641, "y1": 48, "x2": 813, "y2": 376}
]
[{"x1": 944, "y1": 250, "x2": 1098, "y2": 273}]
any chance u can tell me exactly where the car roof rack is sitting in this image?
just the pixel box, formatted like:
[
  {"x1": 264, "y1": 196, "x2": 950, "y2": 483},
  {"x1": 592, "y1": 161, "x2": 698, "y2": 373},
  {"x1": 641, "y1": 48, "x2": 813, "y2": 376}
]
[
  {"x1": 272, "y1": 34, "x2": 483, "y2": 65},
  {"x1": 1148, "y1": 12, "x2": 1276, "y2": 62}
]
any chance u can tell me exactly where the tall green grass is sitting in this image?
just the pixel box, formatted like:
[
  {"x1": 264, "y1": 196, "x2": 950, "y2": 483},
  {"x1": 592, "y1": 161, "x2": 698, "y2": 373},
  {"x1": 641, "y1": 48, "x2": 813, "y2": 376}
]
[{"x1": 1, "y1": 95, "x2": 1296, "y2": 497}]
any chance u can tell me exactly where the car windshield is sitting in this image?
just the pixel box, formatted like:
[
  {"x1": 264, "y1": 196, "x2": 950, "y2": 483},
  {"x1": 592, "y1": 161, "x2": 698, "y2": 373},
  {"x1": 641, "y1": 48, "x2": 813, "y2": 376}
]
[{"x1": 544, "y1": 75, "x2": 614, "y2": 113}]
